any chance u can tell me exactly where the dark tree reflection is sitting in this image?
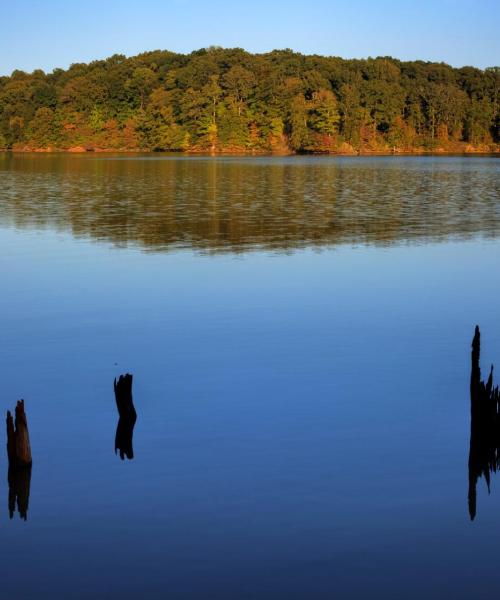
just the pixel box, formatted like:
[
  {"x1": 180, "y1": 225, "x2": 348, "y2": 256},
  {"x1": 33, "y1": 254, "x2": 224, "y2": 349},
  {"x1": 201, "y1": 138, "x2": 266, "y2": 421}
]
[
  {"x1": 468, "y1": 326, "x2": 500, "y2": 520},
  {"x1": 1, "y1": 155, "x2": 498, "y2": 255}
]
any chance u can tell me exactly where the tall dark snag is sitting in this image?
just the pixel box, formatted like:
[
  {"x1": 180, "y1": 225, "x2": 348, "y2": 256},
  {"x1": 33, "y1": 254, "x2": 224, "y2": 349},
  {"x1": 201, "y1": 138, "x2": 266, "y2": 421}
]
[
  {"x1": 114, "y1": 374, "x2": 137, "y2": 460},
  {"x1": 468, "y1": 326, "x2": 500, "y2": 520},
  {"x1": 6, "y1": 400, "x2": 32, "y2": 468},
  {"x1": 6, "y1": 399, "x2": 33, "y2": 520}
]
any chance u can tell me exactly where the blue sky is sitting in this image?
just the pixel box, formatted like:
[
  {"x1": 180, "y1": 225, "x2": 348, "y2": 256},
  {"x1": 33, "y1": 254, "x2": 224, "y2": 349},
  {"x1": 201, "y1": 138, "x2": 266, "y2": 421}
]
[{"x1": 1, "y1": 0, "x2": 498, "y2": 75}]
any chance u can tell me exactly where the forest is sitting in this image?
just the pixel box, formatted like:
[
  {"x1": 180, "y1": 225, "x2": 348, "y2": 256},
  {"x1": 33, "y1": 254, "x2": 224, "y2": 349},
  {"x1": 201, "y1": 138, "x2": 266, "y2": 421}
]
[{"x1": 0, "y1": 47, "x2": 498, "y2": 153}]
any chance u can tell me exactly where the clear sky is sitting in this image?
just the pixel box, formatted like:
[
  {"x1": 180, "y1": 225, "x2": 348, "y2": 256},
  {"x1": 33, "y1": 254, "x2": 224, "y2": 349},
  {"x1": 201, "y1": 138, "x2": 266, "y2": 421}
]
[{"x1": 1, "y1": 0, "x2": 498, "y2": 76}]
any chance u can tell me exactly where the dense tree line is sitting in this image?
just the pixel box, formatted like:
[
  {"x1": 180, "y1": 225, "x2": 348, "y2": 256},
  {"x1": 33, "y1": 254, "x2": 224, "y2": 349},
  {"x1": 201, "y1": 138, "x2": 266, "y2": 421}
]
[{"x1": 0, "y1": 47, "x2": 498, "y2": 153}]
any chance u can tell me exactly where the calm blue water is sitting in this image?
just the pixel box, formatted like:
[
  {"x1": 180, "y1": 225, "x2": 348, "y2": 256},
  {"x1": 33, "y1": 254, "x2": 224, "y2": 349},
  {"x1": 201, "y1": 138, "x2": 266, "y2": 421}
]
[{"x1": 0, "y1": 154, "x2": 499, "y2": 598}]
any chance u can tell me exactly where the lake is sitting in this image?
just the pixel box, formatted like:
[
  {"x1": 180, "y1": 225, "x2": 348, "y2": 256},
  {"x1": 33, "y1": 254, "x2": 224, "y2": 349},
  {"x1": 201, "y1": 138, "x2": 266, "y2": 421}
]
[{"x1": 0, "y1": 153, "x2": 499, "y2": 599}]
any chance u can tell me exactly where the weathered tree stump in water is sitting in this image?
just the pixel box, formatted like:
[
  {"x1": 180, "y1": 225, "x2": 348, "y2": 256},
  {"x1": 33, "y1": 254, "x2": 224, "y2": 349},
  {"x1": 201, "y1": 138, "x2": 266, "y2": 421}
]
[
  {"x1": 468, "y1": 326, "x2": 500, "y2": 520},
  {"x1": 114, "y1": 374, "x2": 137, "y2": 460},
  {"x1": 6, "y1": 400, "x2": 32, "y2": 468},
  {"x1": 6, "y1": 400, "x2": 33, "y2": 519},
  {"x1": 114, "y1": 374, "x2": 135, "y2": 419}
]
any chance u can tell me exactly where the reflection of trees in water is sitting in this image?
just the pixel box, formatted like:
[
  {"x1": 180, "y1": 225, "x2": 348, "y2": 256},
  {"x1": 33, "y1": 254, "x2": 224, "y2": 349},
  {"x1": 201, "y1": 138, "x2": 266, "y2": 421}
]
[
  {"x1": 468, "y1": 326, "x2": 500, "y2": 520},
  {"x1": 1, "y1": 155, "x2": 498, "y2": 253}
]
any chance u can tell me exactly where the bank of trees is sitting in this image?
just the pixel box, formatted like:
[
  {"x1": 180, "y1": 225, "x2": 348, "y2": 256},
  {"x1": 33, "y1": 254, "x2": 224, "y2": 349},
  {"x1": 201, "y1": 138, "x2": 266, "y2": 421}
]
[{"x1": 0, "y1": 47, "x2": 498, "y2": 152}]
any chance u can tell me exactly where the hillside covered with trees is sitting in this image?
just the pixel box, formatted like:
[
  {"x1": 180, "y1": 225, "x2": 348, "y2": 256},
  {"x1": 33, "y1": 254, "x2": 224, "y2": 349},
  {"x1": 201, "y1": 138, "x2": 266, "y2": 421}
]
[{"x1": 0, "y1": 47, "x2": 498, "y2": 154}]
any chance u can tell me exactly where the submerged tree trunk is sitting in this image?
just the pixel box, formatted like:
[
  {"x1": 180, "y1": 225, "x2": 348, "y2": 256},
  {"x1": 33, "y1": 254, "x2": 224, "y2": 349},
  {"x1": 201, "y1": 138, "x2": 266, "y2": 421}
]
[
  {"x1": 468, "y1": 326, "x2": 500, "y2": 520},
  {"x1": 6, "y1": 400, "x2": 33, "y2": 520},
  {"x1": 114, "y1": 374, "x2": 137, "y2": 460},
  {"x1": 6, "y1": 400, "x2": 32, "y2": 468}
]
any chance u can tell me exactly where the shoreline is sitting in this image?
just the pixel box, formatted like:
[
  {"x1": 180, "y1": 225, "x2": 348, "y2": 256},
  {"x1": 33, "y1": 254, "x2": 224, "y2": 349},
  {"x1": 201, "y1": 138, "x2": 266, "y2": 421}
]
[{"x1": 1, "y1": 148, "x2": 499, "y2": 157}]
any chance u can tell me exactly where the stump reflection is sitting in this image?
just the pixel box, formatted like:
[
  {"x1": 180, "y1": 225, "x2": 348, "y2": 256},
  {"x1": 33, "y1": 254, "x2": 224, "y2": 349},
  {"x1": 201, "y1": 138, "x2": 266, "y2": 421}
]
[{"x1": 8, "y1": 465, "x2": 32, "y2": 520}]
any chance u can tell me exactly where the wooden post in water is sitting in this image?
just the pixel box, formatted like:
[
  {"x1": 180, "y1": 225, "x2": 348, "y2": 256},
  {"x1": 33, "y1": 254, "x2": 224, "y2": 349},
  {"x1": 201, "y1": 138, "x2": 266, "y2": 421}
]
[
  {"x1": 114, "y1": 374, "x2": 135, "y2": 420},
  {"x1": 6, "y1": 400, "x2": 33, "y2": 519},
  {"x1": 114, "y1": 374, "x2": 137, "y2": 460},
  {"x1": 468, "y1": 326, "x2": 500, "y2": 520},
  {"x1": 6, "y1": 400, "x2": 32, "y2": 468}
]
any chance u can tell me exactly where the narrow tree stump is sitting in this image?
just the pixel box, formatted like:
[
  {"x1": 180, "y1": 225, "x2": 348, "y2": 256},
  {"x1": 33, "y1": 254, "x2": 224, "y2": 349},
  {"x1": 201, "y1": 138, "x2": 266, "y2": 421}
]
[
  {"x1": 114, "y1": 374, "x2": 137, "y2": 460},
  {"x1": 468, "y1": 325, "x2": 500, "y2": 520},
  {"x1": 114, "y1": 374, "x2": 135, "y2": 419},
  {"x1": 6, "y1": 400, "x2": 32, "y2": 468}
]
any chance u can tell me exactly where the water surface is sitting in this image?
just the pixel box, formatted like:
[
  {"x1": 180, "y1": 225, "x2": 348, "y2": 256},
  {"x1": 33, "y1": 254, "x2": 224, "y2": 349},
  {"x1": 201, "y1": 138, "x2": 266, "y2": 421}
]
[{"x1": 0, "y1": 154, "x2": 499, "y2": 599}]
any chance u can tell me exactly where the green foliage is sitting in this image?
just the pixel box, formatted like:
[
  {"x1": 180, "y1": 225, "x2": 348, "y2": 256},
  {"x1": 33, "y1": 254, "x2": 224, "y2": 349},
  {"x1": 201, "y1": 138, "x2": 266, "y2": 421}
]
[
  {"x1": 26, "y1": 107, "x2": 58, "y2": 146},
  {"x1": 289, "y1": 94, "x2": 309, "y2": 150},
  {"x1": 0, "y1": 49, "x2": 498, "y2": 152},
  {"x1": 125, "y1": 67, "x2": 157, "y2": 109},
  {"x1": 138, "y1": 88, "x2": 187, "y2": 150},
  {"x1": 309, "y1": 90, "x2": 340, "y2": 136}
]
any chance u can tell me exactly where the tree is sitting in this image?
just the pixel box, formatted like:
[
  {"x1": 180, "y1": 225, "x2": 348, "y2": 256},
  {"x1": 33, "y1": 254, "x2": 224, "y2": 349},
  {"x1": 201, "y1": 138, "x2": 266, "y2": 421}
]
[
  {"x1": 26, "y1": 107, "x2": 58, "y2": 147},
  {"x1": 125, "y1": 67, "x2": 157, "y2": 109},
  {"x1": 339, "y1": 83, "x2": 364, "y2": 145},
  {"x1": 309, "y1": 89, "x2": 340, "y2": 137},
  {"x1": 289, "y1": 94, "x2": 309, "y2": 150},
  {"x1": 139, "y1": 88, "x2": 188, "y2": 150},
  {"x1": 222, "y1": 65, "x2": 255, "y2": 116}
]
